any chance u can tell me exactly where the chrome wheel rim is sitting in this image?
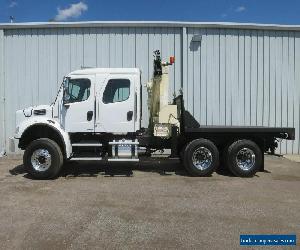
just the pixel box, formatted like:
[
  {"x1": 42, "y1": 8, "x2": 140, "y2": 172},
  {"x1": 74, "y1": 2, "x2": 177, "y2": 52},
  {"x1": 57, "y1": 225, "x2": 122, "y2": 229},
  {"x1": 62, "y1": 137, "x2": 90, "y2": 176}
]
[
  {"x1": 192, "y1": 147, "x2": 213, "y2": 170},
  {"x1": 236, "y1": 148, "x2": 255, "y2": 171},
  {"x1": 31, "y1": 149, "x2": 52, "y2": 172}
]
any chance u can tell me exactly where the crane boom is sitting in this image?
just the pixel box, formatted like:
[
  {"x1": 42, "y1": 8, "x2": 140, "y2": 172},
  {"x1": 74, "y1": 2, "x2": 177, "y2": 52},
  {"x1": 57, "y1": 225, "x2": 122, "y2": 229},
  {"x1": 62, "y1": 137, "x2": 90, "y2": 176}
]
[{"x1": 147, "y1": 50, "x2": 179, "y2": 137}]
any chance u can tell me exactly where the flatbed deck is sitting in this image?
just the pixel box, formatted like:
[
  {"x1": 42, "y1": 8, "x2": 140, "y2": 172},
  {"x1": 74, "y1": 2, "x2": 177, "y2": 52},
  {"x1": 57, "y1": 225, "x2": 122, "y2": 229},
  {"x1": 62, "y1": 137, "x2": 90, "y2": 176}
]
[{"x1": 185, "y1": 126, "x2": 295, "y2": 140}]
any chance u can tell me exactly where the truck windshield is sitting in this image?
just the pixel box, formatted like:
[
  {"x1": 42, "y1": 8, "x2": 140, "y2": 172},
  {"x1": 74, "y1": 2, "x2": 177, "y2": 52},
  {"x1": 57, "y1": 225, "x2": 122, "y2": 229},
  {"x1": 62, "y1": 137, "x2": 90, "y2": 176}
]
[{"x1": 64, "y1": 78, "x2": 91, "y2": 104}]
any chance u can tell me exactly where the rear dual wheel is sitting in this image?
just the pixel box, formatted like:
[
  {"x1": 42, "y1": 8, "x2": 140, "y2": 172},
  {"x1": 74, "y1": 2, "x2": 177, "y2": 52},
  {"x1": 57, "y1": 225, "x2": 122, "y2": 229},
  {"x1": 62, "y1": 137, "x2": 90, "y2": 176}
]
[
  {"x1": 183, "y1": 139, "x2": 219, "y2": 177},
  {"x1": 224, "y1": 139, "x2": 262, "y2": 177},
  {"x1": 182, "y1": 138, "x2": 262, "y2": 177}
]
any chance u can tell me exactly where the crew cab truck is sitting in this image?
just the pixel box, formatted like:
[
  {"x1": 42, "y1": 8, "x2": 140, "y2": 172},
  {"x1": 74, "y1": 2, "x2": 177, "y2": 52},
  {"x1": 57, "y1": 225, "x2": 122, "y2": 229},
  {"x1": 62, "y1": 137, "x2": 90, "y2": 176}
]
[{"x1": 13, "y1": 50, "x2": 295, "y2": 179}]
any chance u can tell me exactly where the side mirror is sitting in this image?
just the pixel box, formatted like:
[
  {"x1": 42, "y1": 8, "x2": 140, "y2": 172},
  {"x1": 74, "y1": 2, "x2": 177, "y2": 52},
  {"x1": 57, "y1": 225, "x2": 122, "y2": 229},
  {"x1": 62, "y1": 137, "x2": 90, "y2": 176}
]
[{"x1": 63, "y1": 92, "x2": 70, "y2": 106}]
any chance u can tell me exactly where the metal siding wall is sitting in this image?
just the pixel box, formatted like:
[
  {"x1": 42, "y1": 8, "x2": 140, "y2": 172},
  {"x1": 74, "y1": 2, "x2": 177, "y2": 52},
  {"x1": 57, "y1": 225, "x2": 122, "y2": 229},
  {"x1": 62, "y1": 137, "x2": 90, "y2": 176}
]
[
  {"x1": 2, "y1": 25, "x2": 300, "y2": 154},
  {"x1": 2, "y1": 27, "x2": 182, "y2": 152},
  {"x1": 4, "y1": 29, "x2": 15, "y2": 152},
  {"x1": 186, "y1": 27, "x2": 300, "y2": 154},
  {"x1": 0, "y1": 29, "x2": 4, "y2": 154}
]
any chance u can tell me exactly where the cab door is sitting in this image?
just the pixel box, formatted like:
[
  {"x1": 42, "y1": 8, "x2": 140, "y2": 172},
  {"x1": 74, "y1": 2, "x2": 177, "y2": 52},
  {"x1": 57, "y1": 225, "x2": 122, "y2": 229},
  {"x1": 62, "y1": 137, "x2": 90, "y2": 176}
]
[
  {"x1": 96, "y1": 75, "x2": 135, "y2": 133},
  {"x1": 60, "y1": 75, "x2": 95, "y2": 132}
]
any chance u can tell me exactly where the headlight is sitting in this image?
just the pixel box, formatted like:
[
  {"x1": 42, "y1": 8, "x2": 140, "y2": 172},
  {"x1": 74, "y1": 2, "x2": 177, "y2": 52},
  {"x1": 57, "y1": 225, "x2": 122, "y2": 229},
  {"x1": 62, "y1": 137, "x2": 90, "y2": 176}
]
[{"x1": 23, "y1": 108, "x2": 33, "y2": 117}]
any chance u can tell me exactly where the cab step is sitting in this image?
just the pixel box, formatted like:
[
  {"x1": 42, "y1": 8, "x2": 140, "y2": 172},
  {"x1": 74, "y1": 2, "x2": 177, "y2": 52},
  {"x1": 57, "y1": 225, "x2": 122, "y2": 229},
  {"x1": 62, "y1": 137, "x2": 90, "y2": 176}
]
[
  {"x1": 108, "y1": 158, "x2": 139, "y2": 162},
  {"x1": 70, "y1": 157, "x2": 102, "y2": 161},
  {"x1": 72, "y1": 143, "x2": 102, "y2": 147}
]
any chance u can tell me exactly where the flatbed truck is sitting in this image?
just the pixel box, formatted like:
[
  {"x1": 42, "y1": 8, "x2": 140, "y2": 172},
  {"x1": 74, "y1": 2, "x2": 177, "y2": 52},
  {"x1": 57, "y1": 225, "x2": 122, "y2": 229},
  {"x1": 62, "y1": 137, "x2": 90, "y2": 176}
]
[{"x1": 12, "y1": 50, "x2": 295, "y2": 179}]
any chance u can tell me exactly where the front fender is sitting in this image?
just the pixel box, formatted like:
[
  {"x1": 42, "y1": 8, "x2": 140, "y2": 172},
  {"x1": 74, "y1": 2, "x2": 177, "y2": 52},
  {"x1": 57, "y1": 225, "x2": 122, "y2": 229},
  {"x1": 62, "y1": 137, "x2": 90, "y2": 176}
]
[{"x1": 15, "y1": 117, "x2": 72, "y2": 158}]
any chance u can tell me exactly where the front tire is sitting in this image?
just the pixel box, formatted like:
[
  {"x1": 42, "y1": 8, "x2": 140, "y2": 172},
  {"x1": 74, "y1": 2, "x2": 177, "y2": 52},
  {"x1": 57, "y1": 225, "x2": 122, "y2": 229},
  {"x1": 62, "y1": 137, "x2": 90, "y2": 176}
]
[
  {"x1": 23, "y1": 138, "x2": 63, "y2": 179},
  {"x1": 183, "y1": 139, "x2": 219, "y2": 176},
  {"x1": 225, "y1": 139, "x2": 262, "y2": 177}
]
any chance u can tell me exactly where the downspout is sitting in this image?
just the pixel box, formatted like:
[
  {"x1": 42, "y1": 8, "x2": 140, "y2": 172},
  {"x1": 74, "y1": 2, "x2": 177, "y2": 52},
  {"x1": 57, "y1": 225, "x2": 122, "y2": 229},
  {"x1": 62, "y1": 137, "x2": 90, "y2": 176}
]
[
  {"x1": 0, "y1": 29, "x2": 5, "y2": 157},
  {"x1": 181, "y1": 26, "x2": 188, "y2": 96}
]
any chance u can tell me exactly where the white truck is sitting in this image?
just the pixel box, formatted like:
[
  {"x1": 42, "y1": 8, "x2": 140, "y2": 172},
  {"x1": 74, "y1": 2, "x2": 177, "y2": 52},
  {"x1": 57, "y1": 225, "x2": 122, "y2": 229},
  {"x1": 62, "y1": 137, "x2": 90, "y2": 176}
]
[{"x1": 13, "y1": 51, "x2": 295, "y2": 179}]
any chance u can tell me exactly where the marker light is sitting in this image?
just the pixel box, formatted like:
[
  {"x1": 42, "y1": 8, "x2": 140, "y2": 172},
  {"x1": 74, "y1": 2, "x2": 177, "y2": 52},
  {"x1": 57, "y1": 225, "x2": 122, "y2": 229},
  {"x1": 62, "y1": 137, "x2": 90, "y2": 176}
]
[{"x1": 170, "y1": 56, "x2": 175, "y2": 65}]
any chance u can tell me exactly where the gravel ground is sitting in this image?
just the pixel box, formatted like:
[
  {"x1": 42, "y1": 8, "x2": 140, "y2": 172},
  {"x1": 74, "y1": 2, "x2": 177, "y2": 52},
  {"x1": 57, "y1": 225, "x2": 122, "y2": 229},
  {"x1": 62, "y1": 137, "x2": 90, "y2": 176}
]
[{"x1": 0, "y1": 155, "x2": 299, "y2": 250}]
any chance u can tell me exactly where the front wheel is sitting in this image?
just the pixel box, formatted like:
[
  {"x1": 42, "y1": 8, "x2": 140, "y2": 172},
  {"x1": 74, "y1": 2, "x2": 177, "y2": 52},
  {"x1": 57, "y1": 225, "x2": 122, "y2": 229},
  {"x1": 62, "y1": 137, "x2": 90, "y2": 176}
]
[
  {"x1": 183, "y1": 139, "x2": 219, "y2": 176},
  {"x1": 23, "y1": 138, "x2": 63, "y2": 179}
]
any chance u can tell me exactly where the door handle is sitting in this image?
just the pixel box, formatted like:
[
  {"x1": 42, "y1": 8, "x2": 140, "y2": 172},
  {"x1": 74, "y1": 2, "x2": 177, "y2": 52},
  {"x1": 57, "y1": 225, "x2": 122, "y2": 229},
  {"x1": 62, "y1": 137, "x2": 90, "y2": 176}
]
[
  {"x1": 127, "y1": 111, "x2": 133, "y2": 121},
  {"x1": 87, "y1": 111, "x2": 93, "y2": 121}
]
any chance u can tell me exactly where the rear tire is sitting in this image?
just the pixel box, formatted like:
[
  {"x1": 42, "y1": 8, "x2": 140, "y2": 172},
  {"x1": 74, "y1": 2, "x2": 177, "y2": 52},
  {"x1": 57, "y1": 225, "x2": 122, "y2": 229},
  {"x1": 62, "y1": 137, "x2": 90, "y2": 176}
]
[
  {"x1": 23, "y1": 138, "x2": 63, "y2": 179},
  {"x1": 183, "y1": 139, "x2": 219, "y2": 176},
  {"x1": 225, "y1": 139, "x2": 262, "y2": 177}
]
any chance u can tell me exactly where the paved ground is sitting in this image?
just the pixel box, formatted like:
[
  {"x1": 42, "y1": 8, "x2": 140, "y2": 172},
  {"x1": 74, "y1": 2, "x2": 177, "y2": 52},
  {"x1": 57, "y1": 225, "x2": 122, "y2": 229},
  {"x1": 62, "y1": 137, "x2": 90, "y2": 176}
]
[
  {"x1": 0, "y1": 155, "x2": 299, "y2": 250},
  {"x1": 284, "y1": 154, "x2": 300, "y2": 163}
]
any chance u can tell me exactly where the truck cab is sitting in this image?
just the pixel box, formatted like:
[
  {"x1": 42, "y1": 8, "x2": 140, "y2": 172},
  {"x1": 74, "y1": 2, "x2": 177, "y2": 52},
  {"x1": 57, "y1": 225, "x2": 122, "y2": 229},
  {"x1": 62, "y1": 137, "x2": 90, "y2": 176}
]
[{"x1": 59, "y1": 68, "x2": 141, "y2": 134}]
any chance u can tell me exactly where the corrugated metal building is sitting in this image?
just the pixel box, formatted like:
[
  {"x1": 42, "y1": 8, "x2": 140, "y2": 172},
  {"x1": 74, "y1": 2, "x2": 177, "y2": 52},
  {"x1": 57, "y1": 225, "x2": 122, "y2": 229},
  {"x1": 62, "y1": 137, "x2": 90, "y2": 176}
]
[{"x1": 0, "y1": 21, "x2": 300, "y2": 154}]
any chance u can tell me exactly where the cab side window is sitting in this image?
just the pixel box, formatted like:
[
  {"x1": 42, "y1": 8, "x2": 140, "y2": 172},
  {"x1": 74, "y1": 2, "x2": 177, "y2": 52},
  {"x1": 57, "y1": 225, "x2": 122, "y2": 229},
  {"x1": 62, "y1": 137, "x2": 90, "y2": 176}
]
[
  {"x1": 66, "y1": 78, "x2": 91, "y2": 103},
  {"x1": 102, "y1": 79, "x2": 130, "y2": 104}
]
